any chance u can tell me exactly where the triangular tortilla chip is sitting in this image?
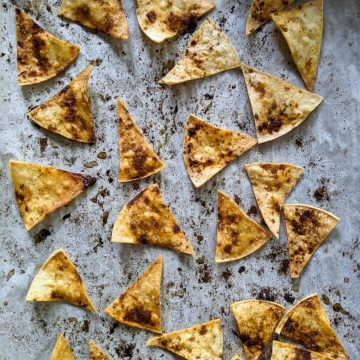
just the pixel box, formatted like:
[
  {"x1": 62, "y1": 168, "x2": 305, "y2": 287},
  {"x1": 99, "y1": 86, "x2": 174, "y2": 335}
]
[
  {"x1": 159, "y1": 19, "x2": 241, "y2": 85},
  {"x1": 241, "y1": 64, "x2": 323, "y2": 143},
  {"x1": 26, "y1": 249, "x2": 97, "y2": 313},
  {"x1": 276, "y1": 294, "x2": 348, "y2": 359},
  {"x1": 183, "y1": 114, "x2": 257, "y2": 187},
  {"x1": 246, "y1": 0, "x2": 295, "y2": 35},
  {"x1": 245, "y1": 163, "x2": 303, "y2": 239},
  {"x1": 28, "y1": 65, "x2": 95, "y2": 143},
  {"x1": 58, "y1": 0, "x2": 129, "y2": 39},
  {"x1": 104, "y1": 257, "x2": 162, "y2": 333},
  {"x1": 112, "y1": 184, "x2": 195, "y2": 255},
  {"x1": 9, "y1": 160, "x2": 96, "y2": 230},
  {"x1": 147, "y1": 319, "x2": 223, "y2": 359},
  {"x1": 50, "y1": 334, "x2": 75, "y2": 360},
  {"x1": 89, "y1": 340, "x2": 109, "y2": 360},
  {"x1": 16, "y1": 9, "x2": 80, "y2": 85},
  {"x1": 230, "y1": 300, "x2": 285, "y2": 360},
  {"x1": 136, "y1": 0, "x2": 215, "y2": 43},
  {"x1": 284, "y1": 204, "x2": 339, "y2": 278},
  {"x1": 117, "y1": 99, "x2": 165, "y2": 182},
  {"x1": 216, "y1": 191, "x2": 272, "y2": 263},
  {"x1": 271, "y1": 0, "x2": 323, "y2": 91}
]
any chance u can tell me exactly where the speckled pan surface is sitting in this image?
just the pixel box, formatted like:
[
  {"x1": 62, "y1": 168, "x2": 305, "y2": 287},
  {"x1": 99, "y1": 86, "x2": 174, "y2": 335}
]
[{"x1": 0, "y1": 0, "x2": 359, "y2": 359}]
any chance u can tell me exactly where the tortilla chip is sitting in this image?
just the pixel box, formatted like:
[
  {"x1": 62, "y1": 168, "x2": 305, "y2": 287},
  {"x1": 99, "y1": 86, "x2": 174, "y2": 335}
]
[
  {"x1": 117, "y1": 99, "x2": 165, "y2": 182},
  {"x1": 159, "y1": 19, "x2": 241, "y2": 85},
  {"x1": 28, "y1": 65, "x2": 95, "y2": 143},
  {"x1": 16, "y1": 9, "x2": 80, "y2": 86},
  {"x1": 184, "y1": 114, "x2": 257, "y2": 187},
  {"x1": 284, "y1": 204, "x2": 339, "y2": 278},
  {"x1": 271, "y1": 0, "x2": 323, "y2": 91},
  {"x1": 58, "y1": 0, "x2": 128, "y2": 40},
  {"x1": 245, "y1": 163, "x2": 303, "y2": 239},
  {"x1": 89, "y1": 341, "x2": 109, "y2": 360},
  {"x1": 276, "y1": 294, "x2": 348, "y2": 359},
  {"x1": 216, "y1": 191, "x2": 272, "y2": 263},
  {"x1": 112, "y1": 184, "x2": 195, "y2": 254},
  {"x1": 230, "y1": 300, "x2": 285, "y2": 360},
  {"x1": 147, "y1": 319, "x2": 223, "y2": 359},
  {"x1": 50, "y1": 334, "x2": 75, "y2": 360},
  {"x1": 9, "y1": 160, "x2": 96, "y2": 230},
  {"x1": 232, "y1": 356, "x2": 243, "y2": 360},
  {"x1": 246, "y1": 0, "x2": 295, "y2": 35},
  {"x1": 241, "y1": 64, "x2": 323, "y2": 143},
  {"x1": 26, "y1": 249, "x2": 97, "y2": 313}
]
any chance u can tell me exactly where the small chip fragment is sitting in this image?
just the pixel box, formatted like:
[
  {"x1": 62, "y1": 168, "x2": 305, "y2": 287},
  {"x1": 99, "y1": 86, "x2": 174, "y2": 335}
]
[{"x1": 50, "y1": 334, "x2": 75, "y2": 360}]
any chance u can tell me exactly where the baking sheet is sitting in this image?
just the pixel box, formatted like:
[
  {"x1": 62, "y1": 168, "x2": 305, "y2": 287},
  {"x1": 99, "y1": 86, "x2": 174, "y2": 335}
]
[{"x1": 0, "y1": 0, "x2": 359, "y2": 359}]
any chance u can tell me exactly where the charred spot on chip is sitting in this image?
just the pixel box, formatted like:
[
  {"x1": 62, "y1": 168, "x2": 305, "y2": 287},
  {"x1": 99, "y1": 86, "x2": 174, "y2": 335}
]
[
  {"x1": 294, "y1": 348, "x2": 312, "y2": 360},
  {"x1": 146, "y1": 11, "x2": 157, "y2": 23},
  {"x1": 123, "y1": 306, "x2": 154, "y2": 326},
  {"x1": 75, "y1": 4, "x2": 90, "y2": 18},
  {"x1": 138, "y1": 235, "x2": 148, "y2": 244},
  {"x1": 199, "y1": 325, "x2": 207, "y2": 335},
  {"x1": 258, "y1": 116, "x2": 283, "y2": 134},
  {"x1": 172, "y1": 224, "x2": 181, "y2": 233}
]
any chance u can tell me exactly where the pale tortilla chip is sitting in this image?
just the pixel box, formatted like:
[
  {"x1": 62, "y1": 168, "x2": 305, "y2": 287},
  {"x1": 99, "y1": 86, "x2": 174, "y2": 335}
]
[
  {"x1": 136, "y1": 0, "x2": 215, "y2": 43},
  {"x1": 9, "y1": 160, "x2": 96, "y2": 230},
  {"x1": 245, "y1": 163, "x2": 303, "y2": 239},
  {"x1": 112, "y1": 184, "x2": 195, "y2": 255},
  {"x1": 58, "y1": 0, "x2": 129, "y2": 39},
  {"x1": 50, "y1": 334, "x2": 75, "y2": 360},
  {"x1": 147, "y1": 319, "x2": 223, "y2": 359},
  {"x1": 26, "y1": 249, "x2": 97, "y2": 313},
  {"x1": 284, "y1": 204, "x2": 339, "y2": 278},
  {"x1": 16, "y1": 9, "x2": 80, "y2": 85},
  {"x1": 104, "y1": 257, "x2": 162, "y2": 333},
  {"x1": 159, "y1": 19, "x2": 241, "y2": 85},
  {"x1": 271, "y1": 0, "x2": 323, "y2": 91},
  {"x1": 232, "y1": 356, "x2": 244, "y2": 360},
  {"x1": 230, "y1": 300, "x2": 285, "y2": 360},
  {"x1": 183, "y1": 114, "x2": 257, "y2": 187},
  {"x1": 117, "y1": 99, "x2": 165, "y2": 182},
  {"x1": 28, "y1": 65, "x2": 95, "y2": 143},
  {"x1": 89, "y1": 340, "x2": 110, "y2": 360},
  {"x1": 216, "y1": 191, "x2": 272, "y2": 263},
  {"x1": 241, "y1": 64, "x2": 323, "y2": 143},
  {"x1": 246, "y1": 0, "x2": 295, "y2": 35}
]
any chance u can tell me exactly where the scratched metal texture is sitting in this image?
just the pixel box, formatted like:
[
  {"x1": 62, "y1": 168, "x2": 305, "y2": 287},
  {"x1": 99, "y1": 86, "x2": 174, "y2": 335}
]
[{"x1": 0, "y1": 0, "x2": 359, "y2": 359}]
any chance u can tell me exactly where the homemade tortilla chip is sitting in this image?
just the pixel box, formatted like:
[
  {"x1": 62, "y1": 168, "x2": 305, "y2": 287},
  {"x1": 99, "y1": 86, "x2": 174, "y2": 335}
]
[
  {"x1": 271, "y1": 0, "x2": 323, "y2": 91},
  {"x1": 26, "y1": 249, "x2": 97, "y2": 313},
  {"x1": 104, "y1": 257, "x2": 162, "y2": 333},
  {"x1": 9, "y1": 160, "x2": 96, "y2": 230},
  {"x1": 58, "y1": 0, "x2": 129, "y2": 39},
  {"x1": 136, "y1": 0, "x2": 215, "y2": 43},
  {"x1": 16, "y1": 9, "x2": 80, "y2": 85},
  {"x1": 50, "y1": 334, "x2": 75, "y2": 360},
  {"x1": 147, "y1": 319, "x2": 223, "y2": 359},
  {"x1": 184, "y1": 114, "x2": 257, "y2": 187},
  {"x1": 241, "y1": 64, "x2": 323, "y2": 143},
  {"x1": 284, "y1": 204, "x2": 339, "y2": 278},
  {"x1": 159, "y1": 19, "x2": 241, "y2": 85},
  {"x1": 117, "y1": 99, "x2": 165, "y2": 182},
  {"x1": 28, "y1": 65, "x2": 95, "y2": 143},
  {"x1": 89, "y1": 341, "x2": 110, "y2": 360},
  {"x1": 245, "y1": 163, "x2": 303, "y2": 239},
  {"x1": 216, "y1": 191, "x2": 272, "y2": 263},
  {"x1": 230, "y1": 300, "x2": 285, "y2": 360}
]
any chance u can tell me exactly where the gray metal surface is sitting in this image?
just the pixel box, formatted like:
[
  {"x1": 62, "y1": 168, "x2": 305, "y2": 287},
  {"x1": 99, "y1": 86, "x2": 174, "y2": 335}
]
[{"x1": 0, "y1": 0, "x2": 359, "y2": 359}]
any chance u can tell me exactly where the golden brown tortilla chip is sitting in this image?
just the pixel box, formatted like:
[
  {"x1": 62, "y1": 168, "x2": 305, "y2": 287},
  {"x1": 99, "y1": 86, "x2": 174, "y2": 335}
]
[
  {"x1": 58, "y1": 0, "x2": 129, "y2": 39},
  {"x1": 159, "y1": 19, "x2": 241, "y2": 85},
  {"x1": 245, "y1": 163, "x2": 303, "y2": 239},
  {"x1": 136, "y1": 0, "x2": 215, "y2": 43},
  {"x1": 147, "y1": 319, "x2": 223, "y2": 359},
  {"x1": 26, "y1": 249, "x2": 97, "y2": 313},
  {"x1": 117, "y1": 99, "x2": 165, "y2": 182},
  {"x1": 216, "y1": 191, "x2": 272, "y2": 263},
  {"x1": 112, "y1": 184, "x2": 195, "y2": 255},
  {"x1": 271, "y1": 0, "x2": 323, "y2": 91},
  {"x1": 28, "y1": 65, "x2": 95, "y2": 143},
  {"x1": 16, "y1": 9, "x2": 80, "y2": 85},
  {"x1": 284, "y1": 204, "x2": 339, "y2": 278},
  {"x1": 184, "y1": 114, "x2": 257, "y2": 187},
  {"x1": 241, "y1": 64, "x2": 323, "y2": 143},
  {"x1": 50, "y1": 334, "x2": 75, "y2": 360},
  {"x1": 230, "y1": 300, "x2": 285, "y2": 360},
  {"x1": 9, "y1": 160, "x2": 96, "y2": 230},
  {"x1": 232, "y1": 356, "x2": 243, "y2": 360},
  {"x1": 89, "y1": 341, "x2": 109, "y2": 360}
]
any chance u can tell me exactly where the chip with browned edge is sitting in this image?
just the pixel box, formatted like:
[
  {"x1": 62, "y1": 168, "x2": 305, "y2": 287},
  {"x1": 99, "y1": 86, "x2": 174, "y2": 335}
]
[
  {"x1": 16, "y1": 9, "x2": 80, "y2": 85},
  {"x1": 147, "y1": 319, "x2": 223, "y2": 359},
  {"x1": 89, "y1": 341, "x2": 109, "y2": 360},
  {"x1": 232, "y1": 355, "x2": 244, "y2": 360},
  {"x1": 241, "y1": 64, "x2": 323, "y2": 143},
  {"x1": 50, "y1": 334, "x2": 75, "y2": 360}
]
